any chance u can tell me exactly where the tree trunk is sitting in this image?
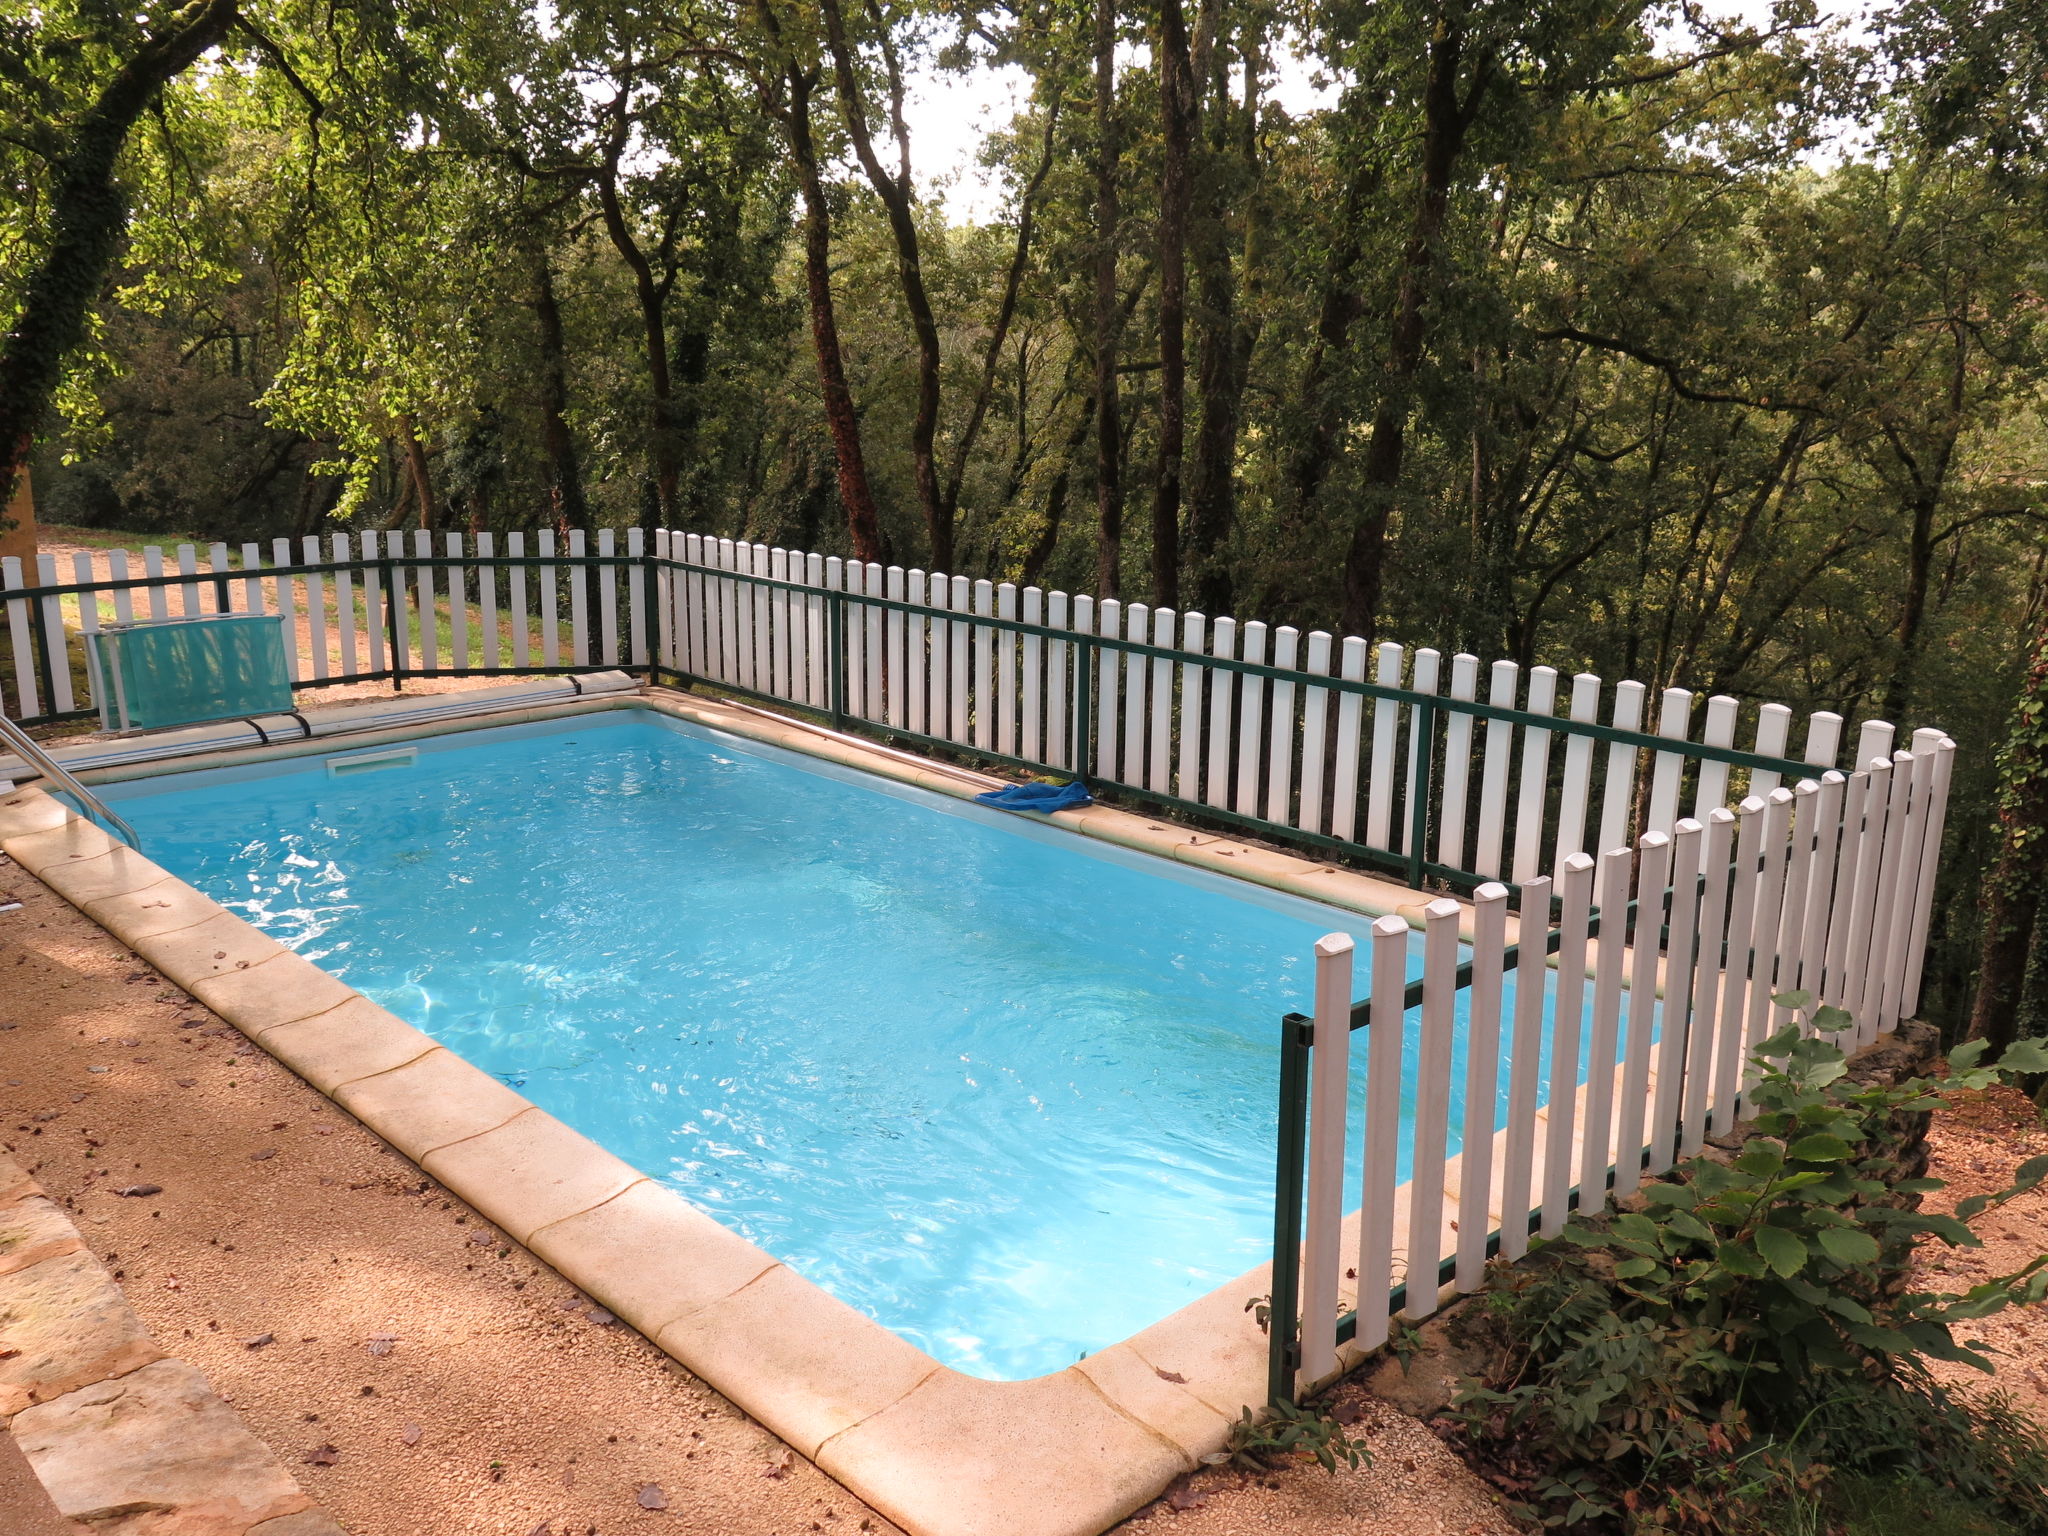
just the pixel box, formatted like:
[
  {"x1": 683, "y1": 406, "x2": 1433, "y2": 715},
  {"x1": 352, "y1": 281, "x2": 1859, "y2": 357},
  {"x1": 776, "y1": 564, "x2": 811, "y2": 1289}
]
[
  {"x1": 819, "y1": 0, "x2": 946, "y2": 567},
  {"x1": 1150, "y1": 0, "x2": 1196, "y2": 610},
  {"x1": 1092, "y1": 0, "x2": 1123, "y2": 599},
  {"x1": 531, "y1": 251, "x2": 591, "y2": 535},
  {"x1": 0, "y1": 0, "x2": 242, "y2": 504},
  {"x1": 396, "y1": 414, "x2": 437, "y2": 531},
  {"x1": 592, "y1": 118, "x2": 679, "y2": 528},
  {"x1": 1969, "y1": 604, "x2": 2048, "y2": 1053},
  {"x1": 1339, "y1": 25, "x2": 1487, "y2": 639},
  {"x1": 784, "y1": 58, "x2": 886, "y2": 564}
]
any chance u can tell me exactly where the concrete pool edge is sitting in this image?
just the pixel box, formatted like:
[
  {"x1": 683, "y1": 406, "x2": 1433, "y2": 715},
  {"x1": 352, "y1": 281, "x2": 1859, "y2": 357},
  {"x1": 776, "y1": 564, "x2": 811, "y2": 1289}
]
[{"x1": 0, "y1": 692, "x2": 1443, "y2": 1536}]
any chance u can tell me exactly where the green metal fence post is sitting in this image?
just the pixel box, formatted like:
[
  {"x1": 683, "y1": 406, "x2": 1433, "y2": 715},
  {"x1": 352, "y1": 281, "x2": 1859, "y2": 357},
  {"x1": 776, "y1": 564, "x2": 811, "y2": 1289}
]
[
  {"x1": 1267, "y1": 1010, "x2": 1314, "y2": 1407},
  {"x1": 382, "y1": 559, "x2": 405, "y2": 692}
]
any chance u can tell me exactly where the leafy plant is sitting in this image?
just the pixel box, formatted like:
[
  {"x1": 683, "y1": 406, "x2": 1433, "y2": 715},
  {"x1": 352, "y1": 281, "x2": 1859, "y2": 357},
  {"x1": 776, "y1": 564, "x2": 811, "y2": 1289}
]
[
  {"x1": 1449, "y1": 994, "x2": 2048, "y2": 1534},
  {"x1": 1222, "y1": 1397, "x2": 1373, "y2": 1475}
]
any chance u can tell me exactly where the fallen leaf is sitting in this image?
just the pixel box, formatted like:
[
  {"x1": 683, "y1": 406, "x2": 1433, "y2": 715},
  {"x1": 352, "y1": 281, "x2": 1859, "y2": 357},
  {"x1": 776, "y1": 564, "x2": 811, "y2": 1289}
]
[
  {"x1": 303, "y1": 1443, "x2": 339, "y2": 1466},
  {"x1": 270, "y1": 1121, "x2": 288, "y2": 1131},
  {"x1": 1167, "y1": 1481, "x2": 1207, "y2": 1512},
  {"x1": 212, "y1": 951, "x2": 226, "y2": 959},
  {"x1": 1153, "y1": 1367, "x2": 1187, "y2": 1384},
  {"x1": 587, "y1": 1308, "x2": 616, "y2": 1326},
  {"x1": 365, "y1": 1333, "x2": 397, "y2": 1357},
  {"x1": 528, "y1": 1523, "x2": 552, "y2": 1536},
  {"x1": 761, "y1": 1449, "x2": 794, "y2": 1480},
  {"x1": 115, "y1": 1184, "x2": 161, "y2": 1198},
  {"x1": 244, "y1": 1333, "x2": 275, "y2": 1349},
  {"x1": 402, "y1": 1424, "x2": 422, "y2": 1446},
  {"x1": 0, "y1": 1346, "x2": 20, "y2": 1360},
  {"x1": 249, "y1": 1149, "x2": 277, "y2": 1162},
  {"x1": 87, "y1": 1066, "x2": 109, "y2": 1074},
  {"x1": 637, "y1": 1483, "x2": 670, "y2": 1509},
  {"x1": 174, "y1": 1079, "x2": 196, "y2": 1088}
]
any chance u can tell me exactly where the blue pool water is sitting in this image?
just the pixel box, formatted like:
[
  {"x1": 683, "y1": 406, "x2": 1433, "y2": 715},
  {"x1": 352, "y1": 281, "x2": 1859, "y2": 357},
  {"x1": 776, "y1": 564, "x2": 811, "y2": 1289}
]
[{"x1": 103, "y1": 711, "x2": 1539, "y2": 1379}]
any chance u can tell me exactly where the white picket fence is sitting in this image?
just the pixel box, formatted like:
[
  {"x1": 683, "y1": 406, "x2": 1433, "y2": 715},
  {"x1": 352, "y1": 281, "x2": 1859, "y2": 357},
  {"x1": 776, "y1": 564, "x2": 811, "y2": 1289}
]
[
  {"x1": 1285, "y1": 727, "x2": 1955, "y2": 1392},
  {"x1": 647, "y1": 533, "x2": 1913, "y2": 886},
  {"x1": 2, "y1": 529, "x2": 652, "y2": 722}
]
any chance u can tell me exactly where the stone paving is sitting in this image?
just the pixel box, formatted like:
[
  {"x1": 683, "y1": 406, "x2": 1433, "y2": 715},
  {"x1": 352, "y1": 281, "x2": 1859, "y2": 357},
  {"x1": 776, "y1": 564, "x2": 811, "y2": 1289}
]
[{"x1": 0, "y1": 1149, "x2": 343, "y2": 1534}]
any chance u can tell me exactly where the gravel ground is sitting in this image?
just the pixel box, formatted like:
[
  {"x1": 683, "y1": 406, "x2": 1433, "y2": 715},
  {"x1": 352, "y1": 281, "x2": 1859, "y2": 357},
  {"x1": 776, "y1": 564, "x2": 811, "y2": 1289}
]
[{"x1": 1, "y1": 832, "x2": 1520, "y2": 1535}]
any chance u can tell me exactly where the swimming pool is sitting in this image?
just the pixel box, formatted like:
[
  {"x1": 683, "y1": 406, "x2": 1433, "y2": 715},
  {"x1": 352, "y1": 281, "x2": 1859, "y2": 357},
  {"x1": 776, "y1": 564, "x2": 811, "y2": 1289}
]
[{"x1": 103, "y1": 709, "x2": 1505, "y2": 1379}]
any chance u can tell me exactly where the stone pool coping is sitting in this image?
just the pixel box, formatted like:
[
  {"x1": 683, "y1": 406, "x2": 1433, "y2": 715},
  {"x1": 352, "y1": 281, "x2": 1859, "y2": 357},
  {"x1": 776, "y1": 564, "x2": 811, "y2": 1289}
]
[{"x1": 0, "y1": 686, "x2": 1478, "y2": 1536}]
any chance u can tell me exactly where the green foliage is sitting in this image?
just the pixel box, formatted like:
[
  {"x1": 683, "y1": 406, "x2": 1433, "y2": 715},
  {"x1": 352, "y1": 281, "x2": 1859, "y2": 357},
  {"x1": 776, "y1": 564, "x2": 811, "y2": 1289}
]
[
  {"x1": 1222, "y1": 1398, "x2": 1373, "y2": 1476},
  {"x1": 1452, "y1": 995, "x2": 2048, "y2": 1535}
]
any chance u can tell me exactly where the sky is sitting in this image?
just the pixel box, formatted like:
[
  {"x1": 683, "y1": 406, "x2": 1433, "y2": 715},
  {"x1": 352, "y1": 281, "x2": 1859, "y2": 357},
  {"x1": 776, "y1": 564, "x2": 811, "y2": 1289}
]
[{"x1": 900, "y1": 1, "x2": 1877, "y2": 222}]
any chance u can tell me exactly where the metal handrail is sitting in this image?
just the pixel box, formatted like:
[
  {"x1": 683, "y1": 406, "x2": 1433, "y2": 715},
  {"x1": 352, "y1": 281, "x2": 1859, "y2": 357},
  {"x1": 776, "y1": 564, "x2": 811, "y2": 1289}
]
[{"x1": 0, "y1": 716, "x2": 140, "y2": 850}]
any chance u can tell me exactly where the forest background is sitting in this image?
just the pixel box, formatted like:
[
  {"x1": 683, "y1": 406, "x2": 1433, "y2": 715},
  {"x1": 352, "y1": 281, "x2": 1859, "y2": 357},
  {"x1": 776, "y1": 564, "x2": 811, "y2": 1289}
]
[{"x1": 1, "y1": 0, "x2": 2044, "y2": 1040}]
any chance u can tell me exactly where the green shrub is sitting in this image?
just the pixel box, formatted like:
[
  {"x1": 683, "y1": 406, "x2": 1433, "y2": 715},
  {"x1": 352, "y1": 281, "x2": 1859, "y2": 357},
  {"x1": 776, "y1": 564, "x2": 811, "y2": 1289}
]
[{"x1": 1449, "y1": 995, "x2": 2048, "y2": 1534}]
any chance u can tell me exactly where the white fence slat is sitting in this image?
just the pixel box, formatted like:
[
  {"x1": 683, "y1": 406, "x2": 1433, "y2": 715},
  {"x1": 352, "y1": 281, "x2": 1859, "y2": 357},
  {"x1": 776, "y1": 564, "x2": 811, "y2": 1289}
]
[
  {"x1": 565, "y1": 529, "x2": 590, "y2": 668},
  {"x1": 1300, "y1": 931, "x2": 1357, "y2": 1388},
  {"x1": 1474, "y1": 661, "x2": 1517, "y2": 876},
  {"x1": 1646, "y1": 687, "x2": 1692, "y2": 837},
  {"x1": 1839, "y1": 758, "x2": 1894, "y2": 1042},
  {"x1": 300, "y1": 536, "x2": 330, "y2": 679},
  {"x1": 359, "y1": 533, "x2": 387, "y2": 676},
  {"x1": 1615, "y1": 831, "x2": 1671, "y2": 1196},
  {"x1": 1148, "y1": 607, "x2": 1174, "y2": 793},
  {"x1": 476, "y1": 533, "x2": 500, "y2": 671},
  {"x1": 406, "y1": 531, "x2": 435, "y2": 672},
  {"x1": 1802, "y1": 711, "x2": 1844, "y2": 770},
  {"x1": 1298, "y1": 633, "x2": 1333, "y2": 834},
  {"x1": 1235, "y1": 621, "x2": 1268, "y2": 815},
  {"x1": 885, "y1": 567, "x2": 908, "y2": 726},
  {"x1": 1266, "y1": 627, "x2": 1299, "y2": 824},
  {"x1": 539, "y1": 530, "x2": 562, "y2": 669},
  {"x1": 868, "y1": 564, "x2": 891, "y2": 725},
  {"x1": 999, "y1": 584, "x2": 1021, "y2": 759},
  {"x1": 1797, "y1": 772, "x2": 1847, "y2": 999},
  {"x1": 770, "y1": 548, "x2": 794, "y2": 699},
  {"x1": 680, "y1": 535, "x2": 704, "y2": 678},
  {"x1": 1328, "y1": 639, "x2": 1368, "y2": 843},
  {"x1": 1406, "y1": 897, "x2": 1464, "y2": 1320},
  {"x1": 753, "y1": 545, "x2": 775, "y2": 694},
  {"x1": 902, "y1": 569, "x2": 928, "y2": 733},
  {"x1": 1749, "y1": 703, "x2": 1792, "y2": 796},
  {"x1": 1205, "y1": 619, "x2": 1238, "y2": 810},
  {"x1": 1541, "y1": 853, "x2": 1597, "y2": 1237},
  {"x1": 34, "y1": 554, "x2": 74, "y2": 715},
  {"x1": 331, "y1": 533, "x2": 359, "y2": 676},
  {"x1": 1682, "y1": 809, "x2": 1738, "y2": 1156},
  {"x1": 109, "y1": 549, "x2": 136, "y2": 626},
  {"x1": 1865, "y1": 753, "x2": 1917, "y2": 1040},
  {"x1": 1045, "y1": 591, "x2": 1071, "y2": 768},
  {"x1": 1355, "y1": 913, "x2": 1414, "y2": 1353},
  {"x1": 1176, "y1": 613, "x2": 1206, "y2": 800},
  {"x1": 71, "y1": 552, "x2": 103, "y2": 712},
  {"x1": 1649, "y1": 818, "x2": 1704, "y2": 1173},
  {"x1": 1595, "y1": 680, "x2": 1646, "y2": 857},
  {"x1": 596, "y1": 528, "x2": 620, "y2": 666},
  {"x1": 4, "y1": 560, "x2": 42, "y2": 743},
  {"x1": 1900, "y1": 739, "x2": 1955, "y2": 1018},
  {"x1": 1456, "y1": 882, "x2": 1511, "y2": 1292},
  {"x1": 1855, "y1": 720, "x2": 1896, "y2": 772},
  {"x1": 1774, "y1": 781, "x2": 1821, "y2": 1026},
  {"x1": 1499, "y1": 874, "x2": 1552, "y2": 1263},
  {"x1": 273, "y1": 539, "x2": 303, "y2": 680},
  {"x1": 1821, "y1": 769, "x2": 1870, "y2": 1007},
  {"x1": 1122, "y1": 602, "x2": 1148, "y2": 783},
  {"x1": 445, "y1": 533, "x2": 469, "y2": 673},
  {"x1": 206, "y1": 542, "x2": 231, "y2": 617},
  {"x1": 1436, "y1": 654, "x2": 1478, "y2": 870},
  {"x1": 1365, "y1": 643, "x2": 1404, "y2": 848},
  {"x1": 1022, "y1": 587, "x2": 1045, "y2": 761},
  {"x1": 505, "y1": 533, "x2": 530, "y2": 671},
  {"x1": 1403, "y1": 649, "x2": 1441, "y2": 862},
  {"x1": 927, "y1": 572, "x2": 951, "y2": 738},
  {"x1": 1092, "y1": 596, "x2": 1117, "y2": 774},
  {"x1": 1709, "y1": 797, "x2": 1767, "y2": 1134},
  {"x1": 1068, "y1": 594, "x2": 1094, "y2": 770},
  {"x1": 1578, "y1": 846, "x2": 1635, "y2": 1200},
  {"x1": 628, "y1": 526, "x2": 649, "y2": 667},
  {"x1": 941, "y1": 571, "x2": 965, "y2": 740},
  {"x1": 1692, "y1": 695, "x2": 1738, "y2": 817},
  {"x1": 176, "y1": 543, "x2": 200, "y2": 616},
  {"x1": 144, "y1": 545, "x2": 169, "y2": 621},
  {"x1": 1738, "y1": 789, "x2": 1796, "y2": 1092},
  {"x1": 976, "y1": 579, "x2": 998, "y2": 752},
  {"x1": 802, "y1": 553, "x2": 827, "y2": 706},
  {"x1": 1510, "y1": 667, "x2": 1558, "y2": 885},
  {"x1": 1552, "y1": 673, "x2": 1601, "y2": 870}
]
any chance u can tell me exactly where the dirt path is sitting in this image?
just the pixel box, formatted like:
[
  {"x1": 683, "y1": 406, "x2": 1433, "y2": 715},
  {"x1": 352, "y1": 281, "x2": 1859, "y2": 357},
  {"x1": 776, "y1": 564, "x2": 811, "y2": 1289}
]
[
  {"x1": 1, "y1": 836, "x2": 1518, "y2": 1536},
  {"x1": 1910, "y1": 1083, "x2": 2048, "y2": 1416}
]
